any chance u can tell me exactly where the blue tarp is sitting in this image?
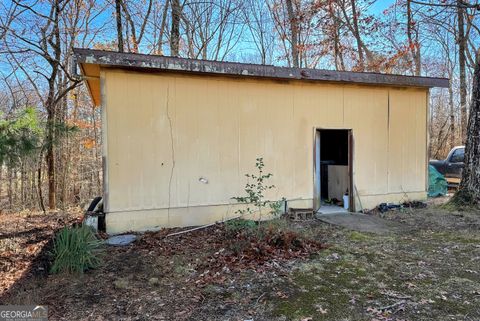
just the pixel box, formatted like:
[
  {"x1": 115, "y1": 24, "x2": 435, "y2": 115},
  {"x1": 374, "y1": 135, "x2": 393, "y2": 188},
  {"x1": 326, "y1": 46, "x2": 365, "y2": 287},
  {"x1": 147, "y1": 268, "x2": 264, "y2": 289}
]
[{"x1": 428, "y1": 165, "x2": 448, "y2": 197}]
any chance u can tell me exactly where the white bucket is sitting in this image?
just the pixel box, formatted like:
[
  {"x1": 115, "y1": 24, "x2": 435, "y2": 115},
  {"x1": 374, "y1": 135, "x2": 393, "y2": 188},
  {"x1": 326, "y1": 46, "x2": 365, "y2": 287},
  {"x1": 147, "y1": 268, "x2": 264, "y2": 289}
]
[
  {"x1": 84, "y1": 215, "x2": 98, "y2": 231},
  {"x1": 343, "y1": 194, "x2": 349, "y2": 210}
]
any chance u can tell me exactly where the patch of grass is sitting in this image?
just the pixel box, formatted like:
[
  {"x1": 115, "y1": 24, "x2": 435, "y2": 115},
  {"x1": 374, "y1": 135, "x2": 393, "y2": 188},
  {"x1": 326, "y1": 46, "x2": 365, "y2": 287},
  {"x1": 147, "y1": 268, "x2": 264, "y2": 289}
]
[
  {"x1": 50, "y1": 225, "x2": 103, "y2": 274},
  {"x1": 347, "y1": 231, "x2": 372, "y2": 241},
  {"x1": 431, "y1": 295, "x2": 473, "y2": 316},
  {"x1": 273, "y1": 256, "x2": 379, "y2": 320},
  {"x1": 426, "y1": 231, "x2": 480, "y2": 244}
]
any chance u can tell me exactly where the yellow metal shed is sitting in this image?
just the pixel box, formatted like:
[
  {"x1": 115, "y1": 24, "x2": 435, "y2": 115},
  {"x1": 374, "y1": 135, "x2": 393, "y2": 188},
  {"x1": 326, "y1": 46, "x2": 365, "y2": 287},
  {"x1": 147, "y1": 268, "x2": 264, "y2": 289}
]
[{"x1": 74, "y1": 48, "x2": 449, "y2": 234}]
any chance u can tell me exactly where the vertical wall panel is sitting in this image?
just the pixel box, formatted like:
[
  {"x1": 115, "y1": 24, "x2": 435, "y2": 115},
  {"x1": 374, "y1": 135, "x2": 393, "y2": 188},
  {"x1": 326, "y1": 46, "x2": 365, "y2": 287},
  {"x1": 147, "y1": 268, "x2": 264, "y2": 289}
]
[
  {"x1": 388, "y1": 89, "x2": 427, "y2": 193},
  {"x1": 343, "y1": 86, "x2": 389, "y2": 195},
  {"x1": 292, "y1": 83, "x2": 344, "y2": 200}
]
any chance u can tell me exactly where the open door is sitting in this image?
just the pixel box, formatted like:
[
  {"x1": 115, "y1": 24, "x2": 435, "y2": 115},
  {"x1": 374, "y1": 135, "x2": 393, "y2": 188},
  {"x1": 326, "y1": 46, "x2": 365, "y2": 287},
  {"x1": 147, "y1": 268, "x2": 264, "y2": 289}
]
[
  {"x1": 313, "y1": 129, "x2": 321, "y2": 211},
  {"x1": 314, "y1": 129, "x2": 353, "y2": 213},
  {"x1": 348, "y1": 130, "x2": 354, "y2": 211}
]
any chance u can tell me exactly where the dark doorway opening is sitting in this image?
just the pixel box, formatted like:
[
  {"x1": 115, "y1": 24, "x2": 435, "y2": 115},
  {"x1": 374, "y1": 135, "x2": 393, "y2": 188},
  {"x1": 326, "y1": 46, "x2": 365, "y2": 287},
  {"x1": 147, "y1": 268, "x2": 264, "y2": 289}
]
[{"x1": 314, "y1": 129, "x2": 353, "y2": 212}]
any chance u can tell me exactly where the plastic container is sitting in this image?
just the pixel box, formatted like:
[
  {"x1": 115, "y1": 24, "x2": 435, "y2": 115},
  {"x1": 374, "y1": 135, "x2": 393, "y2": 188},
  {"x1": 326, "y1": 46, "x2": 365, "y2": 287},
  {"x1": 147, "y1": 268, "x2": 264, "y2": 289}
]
[{"x1": 343, "y1": 194, "x2": 349, "y2": 210}]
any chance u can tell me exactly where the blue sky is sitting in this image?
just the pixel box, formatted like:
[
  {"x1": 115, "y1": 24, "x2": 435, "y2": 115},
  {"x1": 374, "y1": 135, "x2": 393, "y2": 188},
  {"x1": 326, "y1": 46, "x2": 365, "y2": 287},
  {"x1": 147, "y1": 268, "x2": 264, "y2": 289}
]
[{"x1": 370, "y1": 1, "x2": 394, "y2": 15}]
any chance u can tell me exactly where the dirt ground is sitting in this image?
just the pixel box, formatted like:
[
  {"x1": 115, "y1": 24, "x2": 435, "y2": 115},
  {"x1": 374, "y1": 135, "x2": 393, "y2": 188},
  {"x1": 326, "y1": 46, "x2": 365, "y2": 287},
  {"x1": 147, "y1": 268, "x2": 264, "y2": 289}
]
[
  {"x1": 0, "y1": 209, "x2": 81, "y2": 296},
  {"x1": 1, "y1": 203, "x2": 479, "y2": 321}
]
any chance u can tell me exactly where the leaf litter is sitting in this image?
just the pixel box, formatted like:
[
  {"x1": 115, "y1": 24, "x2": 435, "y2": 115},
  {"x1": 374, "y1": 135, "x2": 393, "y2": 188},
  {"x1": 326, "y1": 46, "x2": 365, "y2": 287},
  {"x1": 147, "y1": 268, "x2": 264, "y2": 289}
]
[{"x1": 1, "y1": 205, "x2": 480, "y2": 320}]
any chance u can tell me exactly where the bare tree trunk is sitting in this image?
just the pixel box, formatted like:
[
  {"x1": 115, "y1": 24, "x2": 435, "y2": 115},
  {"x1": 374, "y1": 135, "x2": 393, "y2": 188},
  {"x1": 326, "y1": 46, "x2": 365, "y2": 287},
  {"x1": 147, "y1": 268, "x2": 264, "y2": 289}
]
[
  {"x1": 457, "y1": 0, "x2": 468, "y2": 142},
  {"x1": 119, "y1": 0, "x2": 152, "y2": 53},
  {"x1": 456, "y1": 50, "x2": 480, "y2": 204},
  {"x1": 8, "y1": 167, "x2": 13, "y2": 210},
  {"x1": 38, "y1": 148, "x2": 46, "y2": 213},
  {"x1": 338, "y1": 0, "x2": 373, "y2": 69},
  {"x1": 46, "y1": 113, "x2": 56, "y2": 210},
  {"x1": 170, "y1": 0, "x2": 181, "y2": 56},
  {"x1": 407, "y1": 0, "x2": 421, "y2": 76},
  {"x1": 45, "y1": 64, "x2": 58, "y2": 211},
  {"x1": 59, "y1": 84, "x2": 68, "y2": 209},
  {"x1": 285, "y1": 0, "x2": 299, "y2": 68},
  {"x1": 448, "y1": 79, "x2": 456, "y2": 148},
  {"x1": 13, "y1": 169, "x2": 17, "y2": 206},
  {"x1": 30, "y1": 166, "x2": 35, "y2": 208},
  {"x1": 115, "y1": 0, "x2": 124, "y2": 52},
  {"x1": 157, "y1": 1, "x2": 170, "y2": 55},
  {"x1": 44, "y1": 0, "x2": 63, "y2": 210},
  {"x1": 21, "y1": 161, "x2": 25, "y2": 209},
  {"x1": 328, "y1": 2, "x2": 345, "y2": 71},
  {"x1": 351, "y1": 0, "x2": 364, "y2": 70}
]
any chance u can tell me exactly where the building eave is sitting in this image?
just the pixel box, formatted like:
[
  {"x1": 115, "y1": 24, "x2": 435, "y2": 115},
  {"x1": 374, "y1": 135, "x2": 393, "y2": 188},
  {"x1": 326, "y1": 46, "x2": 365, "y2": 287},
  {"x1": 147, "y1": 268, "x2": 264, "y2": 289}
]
[{"x1": 74, "y1": 48, "x2": 449, "y2": 90}]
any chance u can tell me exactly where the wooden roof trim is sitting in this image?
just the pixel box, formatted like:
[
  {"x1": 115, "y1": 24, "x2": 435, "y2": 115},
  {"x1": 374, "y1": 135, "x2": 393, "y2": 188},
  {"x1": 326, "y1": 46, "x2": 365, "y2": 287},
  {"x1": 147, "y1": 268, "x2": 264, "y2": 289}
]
[{"x1": 73, "y1": 48, "x2": 449, "y2": 88}]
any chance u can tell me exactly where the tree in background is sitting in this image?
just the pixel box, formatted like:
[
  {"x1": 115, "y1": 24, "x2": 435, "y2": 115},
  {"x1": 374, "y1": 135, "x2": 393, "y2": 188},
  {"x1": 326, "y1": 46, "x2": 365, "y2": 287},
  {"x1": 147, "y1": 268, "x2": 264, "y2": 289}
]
[
  {"x1": 119, "y1": 0, "x2": 153, "y2": 53},
  {"x1": 402, "y1": 0, "x2": 479, "y2": 158},
  {"x1": 241, "y1": 0, "x2": 276, "y2": 65},
  {"x1": 285, "y1": 0, "x2": 299, "y2": 67},
  {"x1": 457, "y1": 0, "x2": 468, "y2": 141},
  {"x1": 181, "y1": 0, "x2": 242, "y2": 60},
  {"x1": 455, "y1": 49, "x2": 480, "y2": 205},
  {"x1": 115, "y1": 0, "x2": 124, "y2": 52},
  {"x1": 0, "y1": 108, "x2": 41, "y2": 209},
  {"x1": 3, "y1": 0, "x2": 80, "y2": 209},
  {"x1": 0, "y1": 0, "x2": 479, "y2": 212},
  {"x1": 170, "y1": 0, "x2": 181, "y2": 56},
  {"x1": 0, "y1": 0, "x2": 104, "y2": 211}
]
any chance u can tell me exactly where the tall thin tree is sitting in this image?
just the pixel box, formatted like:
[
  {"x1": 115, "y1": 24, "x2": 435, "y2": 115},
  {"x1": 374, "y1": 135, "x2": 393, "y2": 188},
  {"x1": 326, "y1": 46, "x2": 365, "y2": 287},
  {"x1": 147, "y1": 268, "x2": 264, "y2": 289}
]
[
  {"x1": 170, "y1": 0, "x2": 181, "y2": 56},
  {"x1": 285, "y1": 0, "x2": 299, "y2": 68},
  {"x1": 457, "y1": 0, "x2": 468, "y2": 141},
  {"x1": 115, "y1": 0, "x2": 124, "y2": 52},
  {"x1": 456, "y1": 49, "x2": 480, "y2": 204}
]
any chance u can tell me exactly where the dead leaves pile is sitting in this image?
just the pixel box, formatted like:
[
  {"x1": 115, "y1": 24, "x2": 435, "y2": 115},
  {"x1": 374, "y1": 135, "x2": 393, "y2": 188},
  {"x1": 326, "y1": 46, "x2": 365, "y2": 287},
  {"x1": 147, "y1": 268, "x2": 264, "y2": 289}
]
[{"x1": 138, "y1": 224, "x2": 325, "y2": 286}]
